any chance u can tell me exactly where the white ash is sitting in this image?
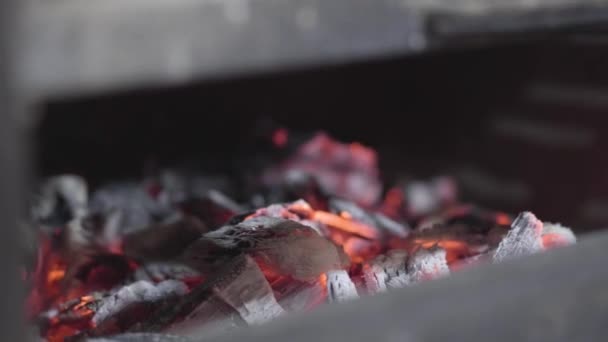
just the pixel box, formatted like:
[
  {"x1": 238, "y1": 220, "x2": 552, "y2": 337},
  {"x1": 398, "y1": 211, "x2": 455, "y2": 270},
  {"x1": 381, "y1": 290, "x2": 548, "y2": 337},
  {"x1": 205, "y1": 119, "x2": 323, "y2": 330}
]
[
  {"x1": 93, "y1": 280, "x2": 188, "y2": 326},
  {"x1": 407, "y1": 247, "x2": 450, "y2": 283},
  {"x1": 363, "y1": 250, "x2": 409, "y2": 294},
  {"x1": 31, "y1": 174, "x2": 88, "y2": 225},
  {"x1": 89, "y1": 183, "x2": 175, "y2": 234},
  {"x1": 212, "y1": 256, "x2": 285, "y2": 325},
  {"x1": 134, "y1": 262, "x2": 200, "y2": 282},
  {"x1": 405, "y1": 177, "x2": 457, "y2": 216},
  {"x1": 326, "y1": 270, "x2": 359, "y2": 303},
  {"x1": 542, "y1": 222, "x2": 576, "y2": 248},
  {"x1": 493, "y1": 211, "x2": 543, "y2": 263}
]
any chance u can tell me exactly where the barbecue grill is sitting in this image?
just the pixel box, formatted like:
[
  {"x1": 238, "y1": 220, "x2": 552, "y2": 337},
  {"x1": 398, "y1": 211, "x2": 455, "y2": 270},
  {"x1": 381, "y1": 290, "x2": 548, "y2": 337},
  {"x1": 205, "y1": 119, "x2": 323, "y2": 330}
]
[{"x1": 3, "y1": 1, "x2": 608, "y2": 341}]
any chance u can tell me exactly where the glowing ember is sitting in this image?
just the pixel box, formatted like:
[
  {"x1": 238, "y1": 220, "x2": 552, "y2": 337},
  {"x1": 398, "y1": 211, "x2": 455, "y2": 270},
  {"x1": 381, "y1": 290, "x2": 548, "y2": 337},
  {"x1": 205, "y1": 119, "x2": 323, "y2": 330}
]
[{"x1": 24, "y1": 130, "x2": 578, "y2": 340}]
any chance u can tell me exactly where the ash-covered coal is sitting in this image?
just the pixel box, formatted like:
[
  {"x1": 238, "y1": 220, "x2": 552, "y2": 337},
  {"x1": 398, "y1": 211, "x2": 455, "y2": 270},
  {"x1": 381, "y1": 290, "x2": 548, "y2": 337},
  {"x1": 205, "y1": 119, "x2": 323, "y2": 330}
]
[{"x1": 23, "y1": 129, "x2": 578, "y2": 341}]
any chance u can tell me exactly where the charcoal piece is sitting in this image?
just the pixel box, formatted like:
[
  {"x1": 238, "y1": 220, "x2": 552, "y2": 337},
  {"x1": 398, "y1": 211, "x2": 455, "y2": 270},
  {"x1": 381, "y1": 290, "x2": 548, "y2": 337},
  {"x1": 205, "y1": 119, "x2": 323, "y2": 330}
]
[
  {"x1": 93, "y1": 280, "x2": 188, "y2": 327},
  {"x1": 122, "y1": 217, "x2": 208, "y2": 262},
  {"x1": 183, "y1": 217, "x2": 349, "y2": 281},
  {"x1": 329, "y1": 198, "x2": 409, "y2": 238},
  {"x1": 329, "y1": 198, "x2": 376, "y2": 226},
  {"x1": 31, "y1": 174, "x2": 88, "y2": 227},
  {"x1": 180, "y1": 190, "x2": 244, "y2": 229},
  {"x1": 273, "y1": 278, "x2": 325, "y2": 312},
  {"x1": 164, "y1": 295, "x2": 244, "y2": 338},
  {"x1": 246, "y1": 201, "x2": 325, "y2": 235},
  {"x1": 541, "y1": 222, "x2": 576, "y2": 249},
  {"x1": 89, "y1": 182, "x2": 175, "y2": 234},
  {"x1": 363, "y1": 250, "x2": 409, "y2": 294},
  {"x1": 326, "y1": 270, "x2": 359, "y2": 303},
  {"x1": 493, "y1": 212, "x2": 543, "y2": 263},
  {"x1": 212, "y1": 255, "x2": 285, "y2": 325},
  {"x1": 261, "y1": 133, "x2": 382, "y2": 206},
  {"x1": 407, "y1": 247, "x2": 449, "y2": 283},
  {"x1": 158, "y1": 169, "x2": 234, "y2": 204},
  {"x1": 134, "y1": 262, "x2": 200, "y2": 283},
  {"x1": 87, "y1": 333, "x2": 193, "y2": 342},
  {"x1": 372, "y1": 213, "x2": 410, "y2": 238},
  {"x1": 405, "y1": 177, "x2": 457, "y2": 217}
]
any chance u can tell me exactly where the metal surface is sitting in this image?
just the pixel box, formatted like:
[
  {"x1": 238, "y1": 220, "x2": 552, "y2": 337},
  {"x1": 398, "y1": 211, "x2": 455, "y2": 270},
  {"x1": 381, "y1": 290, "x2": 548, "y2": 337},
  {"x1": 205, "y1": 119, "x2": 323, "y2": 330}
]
[
  {"x1": 15, "y1": 0, "x2": 608, "y2": 101},
  {"x1": 208, "y1": 231, "x2": 608, "y2": 342},
  {"x1": 0, "y1": 0, "x2": 26, "y2": 340}
]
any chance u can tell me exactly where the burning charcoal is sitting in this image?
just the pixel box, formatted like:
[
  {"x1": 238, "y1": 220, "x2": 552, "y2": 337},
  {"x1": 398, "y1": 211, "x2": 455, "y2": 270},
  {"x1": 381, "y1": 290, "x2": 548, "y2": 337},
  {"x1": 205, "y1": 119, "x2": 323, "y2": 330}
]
[
  {"x1": 180, "y1": 190, "x2": 244, "y2": 229},
  {"x1": 183, "y1": 217, "x2": 350, "y2": 281},
  {"x1": 541, "y1": 222, "x2": 576, "y2": 249},
  {"x1": 89, "y1": 182, "x2": 175, "y2": 234},
  {"x1": 329, "y1": 198, "x2": 410, "y2": 238},
  {"x1": 212, "y1": 255, "x2": 285, "y2": 325},
  {"x1": 493, "y1": 212, "x2": 543, "y2": 263},
  {"x1": 262, "y1": 133, "x2": 382, "y2": 207},
  {"x1": 92, "y1": 280, "x2": 188, "y2": 334},
  {"x1": 121, "y1": 217, "x2": 208, "y2": 262},
  {"x1": 405, "y1": 177, "x2": 457, "y2": 217},
  {"x1": 362, "y1": 250, "x2": 409, "y2": 294},
  {"x1": 158, "y1": 169, "x2": 234, "y2": 204},
  {"x1": 31, "y1": 174, "x2": 88, "y2": 226},
  {"x1": 407, "y1": 247, "x2": 450, "y2": 283},
  {"x1": 272, "y1": 277, "x2": 325, "y2": 312},
  {"x1": 326, "y1": 270, "x2": 359, "y2": 303},
  {"x1": 133, "y1": 262, "x2": 200, "y2": 283},
  {"x1": 87, "y1": 333, "x2": 193, "y2": 342},
  {"x1": 164, "y1": 296, "x2": 244, "y2": 338}
]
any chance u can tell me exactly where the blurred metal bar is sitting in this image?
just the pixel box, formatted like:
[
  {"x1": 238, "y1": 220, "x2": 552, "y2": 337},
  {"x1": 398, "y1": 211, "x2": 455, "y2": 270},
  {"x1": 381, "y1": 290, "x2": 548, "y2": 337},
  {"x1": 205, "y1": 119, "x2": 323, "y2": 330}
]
[
  {"x1": 0, "y1": 0, "x2": 26, "y2": 340},
  {"x1": 208, "y1": 230, "x2": 608, "y2": 342},
  {"x1": 16, "y1": 0, "x2": 608, "y2": 101}
]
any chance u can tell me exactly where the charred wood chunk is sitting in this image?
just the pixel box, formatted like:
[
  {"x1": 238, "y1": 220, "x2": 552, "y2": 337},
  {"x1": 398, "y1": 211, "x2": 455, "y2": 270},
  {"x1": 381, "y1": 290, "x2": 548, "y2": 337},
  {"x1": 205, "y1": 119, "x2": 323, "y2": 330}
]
[
  {"x1": 363, "y1": 250, "x2": 409, "y2": 294},
  {"x1": 493, "y1": 212, "x2": 543, "y2": 263},
  {"x1": 122, "y1": 217, "x2": 208, "y2": 262},
  {"x1": 31, "y1": 174, "x2": 88, "y2": 227},
  {"x1": 183, "y1": 217, "x2": 349, "y2": 281},
  {"x1": 179, "y1": 190, "x2": 243, "y2": 229},
  {"x1": 212, "y1": 255, "x2": 285, "y2": 325},
  {"x1": 89, "y1": 182, "x2": 175, "y2": 234},
  {"x1": 164, "y1": 295, "x2": 244, "y2": 339},
  {"x1": 90, "y1": 280, "x2": 188, "y2": 335},
  {"x1": 133, "y1": 262, "x2": 201, "y2": 283},
  {"x1": 261, "y1": 133, "x2": 382, "y2": 207},
  {"x1": 273, "y1": 277, "x2": 325, "y2": 312},
  {"x1": 407, "y1": 247, "x2": 450, "y2": 283},
  {"x1": 326, "y1": 270, "x2": 359, "y2": 303}
]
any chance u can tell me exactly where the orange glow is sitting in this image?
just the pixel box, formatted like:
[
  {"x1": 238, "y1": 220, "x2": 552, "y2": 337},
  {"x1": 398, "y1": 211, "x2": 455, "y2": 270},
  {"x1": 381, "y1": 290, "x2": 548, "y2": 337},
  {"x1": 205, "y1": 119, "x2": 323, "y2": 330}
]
[
  {"x1": 496, "y1": 213, "x2": 511, "y2": 226},
  {"x1": 311, "y1": 211, "x2": 379, "y2": 239},
  {"x1": 339, "y1": 211, "x2": 353, "y2": 220},
  {"x1": 542, "y1": 233, "x2": 571, "y2": 248},
  {"x1": 272, "y1": 128, "x2": 289, "y2": 148},
  {"x1": 47, "y1": 269, "x2": 66, "y2": 283},
  {"x1": 319, "y1": 273, "x2": 327, "y2": 288}
]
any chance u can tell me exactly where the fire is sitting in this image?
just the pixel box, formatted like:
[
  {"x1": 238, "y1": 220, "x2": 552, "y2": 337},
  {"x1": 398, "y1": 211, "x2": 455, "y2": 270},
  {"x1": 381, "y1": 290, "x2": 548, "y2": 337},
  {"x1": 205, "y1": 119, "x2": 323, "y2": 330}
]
[{"x1": 47, "y1": 269, "x2": 66, "y2": 283}]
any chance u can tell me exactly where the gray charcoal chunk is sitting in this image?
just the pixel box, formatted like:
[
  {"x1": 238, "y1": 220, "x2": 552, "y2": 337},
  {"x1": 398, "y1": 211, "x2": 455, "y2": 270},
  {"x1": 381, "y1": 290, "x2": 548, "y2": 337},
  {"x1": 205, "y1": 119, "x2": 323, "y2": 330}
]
[{"x1": 493, "y1": 211, "x2": 543, "y2": 262}]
